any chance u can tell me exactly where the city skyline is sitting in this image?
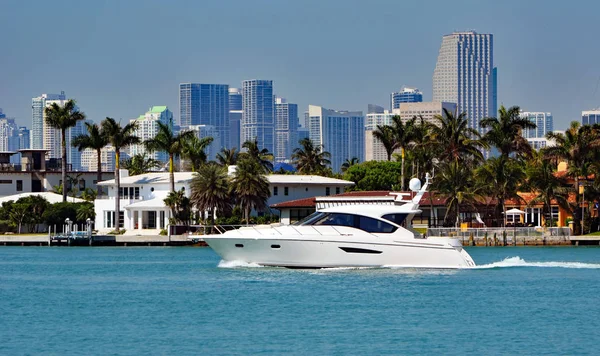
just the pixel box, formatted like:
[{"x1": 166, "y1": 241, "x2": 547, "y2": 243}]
[{"x1": 2, "y1": 1, "x2": 600, "y2": 132}]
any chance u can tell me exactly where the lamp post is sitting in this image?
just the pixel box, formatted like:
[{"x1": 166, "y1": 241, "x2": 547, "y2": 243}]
[{"x1": 65, "y1": 218, "x2": 72, "y2": 235}]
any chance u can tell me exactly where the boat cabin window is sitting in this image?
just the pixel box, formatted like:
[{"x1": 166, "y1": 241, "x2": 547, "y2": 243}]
[
  {"x1": 381, "y1": 213, "x2": 408, "y2": 226},
  {"x1": 293, "y1": 211, "x2": 326, "y2": 226},
  {"x1": 299, "y1": 212, "x2": 397, "y2": 233}
]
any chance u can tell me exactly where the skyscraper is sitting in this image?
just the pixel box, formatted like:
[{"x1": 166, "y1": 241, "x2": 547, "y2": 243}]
[
  {"x1": 179, "y1": 83, "x2": 229, "y2": 150},
  {"x1": 130, "y1": 106, "x2": 174, "y2": 164},
  {"x1": 31, "y1": 91, "x2": 66, "y2": 150},
  {"x1": 241, "y1": 80, "x2": 274, "y2": 153},
  {"x1": 229, "y1": 88, "x2": 243, "y2": 149},
  {"x1": 521, "y1": 111, "x2": 553, "y2": 150},
  {"x1": 308, "y1": 105, "x2": 364, "y2": 172},
  {"x1": 433, "y1": 32, "x2": 497, "y2": 133},
  {"x1": 390, "y1": 87, "x2": 423, "y2": 110},
  {"x1": 582, "y1": 109, "x2": 600, "y2": 126},
  {"x1": 274, "y1": 97, "x2": 299, "y2": 162}
]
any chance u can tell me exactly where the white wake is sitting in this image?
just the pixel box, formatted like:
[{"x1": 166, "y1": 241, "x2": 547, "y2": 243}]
[
  {"x1": 472, "y1": 256, "x2": 600, "y2": 269},
  {"x1": 217, "y1": 260, "x2": 264, "y2": 268}
]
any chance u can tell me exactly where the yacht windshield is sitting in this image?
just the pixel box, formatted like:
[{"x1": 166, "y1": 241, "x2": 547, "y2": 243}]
[
  {"x1": 293, "y1": 211, "x2": 326, "y2": 226},
  {"x1": 299, "y1": 212, "x2": 397, "y2": 233},
  {"x1": 381, "y1": 213, "x2": 408, "y2": 226}
]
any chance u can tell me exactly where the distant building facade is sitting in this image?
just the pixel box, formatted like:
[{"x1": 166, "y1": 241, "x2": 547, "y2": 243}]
[
  {"x1": 32, "y1": 91, "x2": 66, "y2": 150},
  {"x1": 582, "y1": 110, "x2": 600, "y2": 126},
  {"x1": 396, "y1": 102, "x2": 457, "y2": 124},
  {"x1": 179, "y1": 83, "x2": 229, "y2": 151},
  {"x1": 188, "y1": 124, "x2": 221, "y2": 163},
  {"x1": 390, "y1": 87, "x2": 423, "y2": 110},
  {"x1": 520, "y1": 111, "x2": 553, "y2": 139},
  {"x1": 365, "y1": 110, "x2": 396, "y2": 161},
  {"x1": 241, "y1": 80, "x2": 274, "y2": 153},
  {"x1": 229, "y1": 87, "x2": 243, "y2": 149},
  {"x1": 368, "y1": 104, "x2": 385, "y2": 114},
  {"x1": 81, "y1": 145, "x2": 117, "y2": 172},
  {"x1": 433, "y1": 32, "x2": 497, "y2": 133},
  {"x1": 308, "y1": 105, "x2": 364, "y2": 172},
  {"x1": 274, "y1": 97, "x2": 299, "y2": 162},
  {"x1": 130, "y1": 106, "x2": 174, "y2": 164}
]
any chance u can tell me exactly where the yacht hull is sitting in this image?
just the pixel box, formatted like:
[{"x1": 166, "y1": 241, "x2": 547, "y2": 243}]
[{"x1": 204, "y1": 234, "x2": 475, "y2": 269}]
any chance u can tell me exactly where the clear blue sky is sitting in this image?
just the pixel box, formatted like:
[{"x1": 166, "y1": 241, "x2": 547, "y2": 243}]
[{"x1": 1, "y1": 0, "x2": 599, "y2": 131}]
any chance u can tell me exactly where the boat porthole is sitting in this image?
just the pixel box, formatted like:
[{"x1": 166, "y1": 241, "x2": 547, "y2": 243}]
[
  {"x1": 235, "y1": 244, "x2": 244, "y2": 248},
  {"x1": 271, "y1": 244, "x2": 281, "y2": 249}
]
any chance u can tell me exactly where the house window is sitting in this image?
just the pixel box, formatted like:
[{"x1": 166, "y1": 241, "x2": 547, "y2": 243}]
[
  {"x1": 284, "y1": 187, "x2": 289, "y2": 196},
  {"x1": 326, "y1": 187, "x2": 330, "y2": 196},
  {"x1": 16, "y1": 180, "x2": 23, "y2": 192},
  {"x1": 134, "y1": 187, "x2": 140, "y2": 199},
  {"x1": 79, "y1": 179, "x2": 85, "y2": 191},
  {"x1": 336, "y1": 187, "x2": 340, "y2": 195},
  {"x1": 0, "y1": 179, "x2": 13, "y2": 184},
  {"x1": 274, "y1": 187, "x2": 278, "y2": 196}
]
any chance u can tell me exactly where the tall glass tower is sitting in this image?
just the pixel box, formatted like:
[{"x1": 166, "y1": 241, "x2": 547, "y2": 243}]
[
  {"x1": 433, "y1": 32, "x2": 497, "y2": 133},
  {"x1": 390, "y1": 87, "x2": 423, "y2": 110},
  {"x1": 241, "y1": 80, "x2": 274, "y2": 154},
  {"x1": 229, "y1": 88, "x2": 243, "y2": 149},
  {"x1": 179, "y1": 83, "x2": 229, "y2": 150},
  {"x1": 274, "y1": 97, "x2": 298, "y2": 162}
]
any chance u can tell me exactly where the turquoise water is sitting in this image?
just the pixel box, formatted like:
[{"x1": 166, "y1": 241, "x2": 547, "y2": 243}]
[{"x1": 1, "y1": 247, "x2": 599, "y2": 355}]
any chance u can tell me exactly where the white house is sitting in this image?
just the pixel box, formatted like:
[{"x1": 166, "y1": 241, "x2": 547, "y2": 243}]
[{"x1": 94, "y1": 170, "x2": 354, "y2": 234}]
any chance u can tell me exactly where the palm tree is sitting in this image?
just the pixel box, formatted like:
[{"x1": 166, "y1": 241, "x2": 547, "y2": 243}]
[
  {"x1": 44, "y1": 99, "x2": 86, "y2": 202},
  {"x1": 429, "y1": 108, "x2": 486, "y2": 165},
  {"x1": 480, "y1": 105, "x2": 536, "y2": 159},
  {"x1": 66, "y1": 173, "x2": 83, "y2": 198},
  {"x1": 372, "y1": 125, "x2": 396, "y2": 161},
  {"x1": 292, "y1": 138, "x2": 331, "y2": 175},
  {"x1": 408, "y1": 115, "x2": 434, "y2": 180},
  {"x1": 181, "y1": 136, "x2": 214, "y2": 172},
  {"x1": 230, "y1": 158, "x2": 271, "y2": 224},
  {"x1": 144, "y1": 119, "x2": 195, "y2": 192},
  {"x1": 434, "y1": 161, "x2": 480, "y2": 226},
  {"x1": 120, "y1": 152, "x2": 161, "y2": 176},
  {"x1": 101, "y1": 117, "x2": 140, "y2": 231},
  {"x1": 216, "y1": 147, "x2": 239, "y2": 166},
  {"x1": 164, "y1": 189, "x2": 191, "y2": 225},
  {"x1": 341, "y1": 157, "x2": 360, "y2": 173},
  {"x1": 544, "y1": 121, "x2": 600, "y2": 232},
  {"x1": 190, "y1": 163, "x2": 231, "y2": 226},
  {"x1": 391, "y1": 115, "x2": 415, "y2": 191},
  {"x1": 241, "y1": 138, "x2": 274, "y2": 172},
  {"x1": 525, "y1": 152, "x2": 571, "y2": 228},
  {"x1": 72, "y1": 122, "x2": 109, "y2": 196},
  {"x1": 475, "y1": 156, "x2": 526, "y2": 225}
]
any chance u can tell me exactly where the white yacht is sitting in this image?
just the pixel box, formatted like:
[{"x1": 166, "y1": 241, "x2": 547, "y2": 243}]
[{"x1": 203, "y1": 174, "x2": 476, "y2": 269}]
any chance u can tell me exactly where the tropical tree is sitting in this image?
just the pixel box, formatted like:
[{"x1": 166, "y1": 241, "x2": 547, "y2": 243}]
[
  {"x1": 66, "y1": 173, "x2": 83, "y2": 198},
  {"x1": 341, "y1": 157, "x2": 360, "y2": 173},
  {"x1": 120, "y1": 152, "x2": 161, "y2": 176},
  {"x1": 434, "y1": 161, "x2": 480, "y2": 226},
  {"x1": 76, "y1": 202, "x2": 95, "y2": 222},
  {"x1": 71, "y1": 122, "x2": 108, "y2": 196},
  {"x1": 230, "y1": 158, "x2": 271, "y2": 224},
  {"x1": 144, "y1": 119, "x2": 195, "y2": 192},
  {"x1": 181, "y1": 135, "x2": 214, "y2": 172},
  {"x1": 292, "y1": 138, "x2": 331, "y2": 175},
  {"x1": 9, "y1": 203, "x2": 29, "y2": 234},
  {"x1": 216, "y1": 147, "x2": 239, "y2": 166},
  {"x1": 475, "y1": 156, "x2": 526, "y2": 225},
  {"x1": 44, "y1": 99, "x2": 86, "y2": 202},
  {"x1": 480, "y1": 105, "x2": 536, "y2": 159},
  {"x1": 164, "y1": 189, "x2": 191, "y2": 225},
  {"x1": 190, "y1": 163, "x2": 231, "y2": 226},
  {"x1": 101, "y1": 117, "x2": 140, "y2": 231},
  {"x1": 241, "y1": 138, "x2": 274, "y2": 173},
  {"x1": 80, "y1": 188, "x2": 97, "y2": 202},
  {"x1": 391, "y1": 115, "x2": 416, "y2": 190},
  {"x1": 525, "y1": 152, "x2": 571, "y2": 227},
  {"x1": 408, "y1": 115, "x2": 434, "y2": 180},
  {"x1": 429, "y1": 108, "x2": 486, "y2": 165},
  {"x1": 372, "y1": 125, "x2": 396, "y2": 161}
]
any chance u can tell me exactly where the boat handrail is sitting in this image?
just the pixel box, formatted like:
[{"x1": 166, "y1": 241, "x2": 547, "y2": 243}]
[{"x1": 190, "y1": 224, "x2": 347, "y2": 236}]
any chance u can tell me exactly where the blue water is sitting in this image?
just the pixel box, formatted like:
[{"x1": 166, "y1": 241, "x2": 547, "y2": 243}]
[{"x1": 1, "y1": 247, "x2": 599, "y2": 355}]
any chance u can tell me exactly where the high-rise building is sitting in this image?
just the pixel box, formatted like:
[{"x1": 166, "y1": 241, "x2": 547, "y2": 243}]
[
  {"x1": 433, "y1": 32, "x2": 497, "y2": 133},
  {"x1": 390, "y1": 87, "x2": 423, "y2": 110},
  {"x1": 521, "y1": 111, "x2": 553, "y2": 139},
  {"x1": 229, "y1": 88, "x2": 243, "y2": 149},
  {"x1": 582, "y1": 109, "x2": 600, "y2": 126},
  {"x1": 0, "y1": 117, "x2": 18, "y2": 152},
  {"x1": 274, "y1": 97, "x2": 299, "y2": 162},
  {"x1": 179, "y1": 83, "x2": 229, "y2": 150},
  {"x1": 365, "y1": 110, "x2": 396, "y2": 161},
  {"x1": 308, "y1": 105, "x2": 364, "y2": 172},
  {"x1": 188, "y1": 124, "x2": 221, "y2": 163},
  {"x1": 130, "y1": 106, "x2": 174, "y2": 164},
  {"x1": 81, "y1": 145, "x2": 117, "y2": 172},
  {"x1": 0, "y1": 108, "x2": 4, "y2": 119},
  {"x1": 396, "y1": 102, "x2": 457, "y2": 124},
  {"x1": 15, "y1": 127, "x2": 30, "y2": 165},
  {"x1": 241, "y1": 80, "x2": 274, "y2": 153},
  {"x1": 32, "y1": 91, "x2": 66, "y2": 150}
]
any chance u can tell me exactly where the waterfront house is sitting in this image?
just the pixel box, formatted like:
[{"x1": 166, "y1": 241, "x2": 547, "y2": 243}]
[{"x1": 94, "y1": 169, "x2": 354, "y2": 234}]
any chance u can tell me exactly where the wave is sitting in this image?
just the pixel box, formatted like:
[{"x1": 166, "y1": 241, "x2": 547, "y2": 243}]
[
  {"x1": 472, "y1": 256, "x2": 600, "y2": 269},
  {"x1": 217, "y1": 260, "x2": 264, "y2": 268}
]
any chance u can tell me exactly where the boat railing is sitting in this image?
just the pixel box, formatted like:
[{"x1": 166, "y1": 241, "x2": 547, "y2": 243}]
[{"x1": 189, "y1": 224, "x2": 348, "y2": 236}]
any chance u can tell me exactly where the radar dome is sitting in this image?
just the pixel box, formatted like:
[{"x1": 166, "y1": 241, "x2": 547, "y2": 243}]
[{"x1": 409, "y1": 178, "x2": 421, "y2": 192}]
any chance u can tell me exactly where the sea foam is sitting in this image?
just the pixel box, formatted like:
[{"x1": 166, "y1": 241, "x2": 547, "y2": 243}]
[{"x1": 472, "y1": 256, "x2": 600, "y2": 269}]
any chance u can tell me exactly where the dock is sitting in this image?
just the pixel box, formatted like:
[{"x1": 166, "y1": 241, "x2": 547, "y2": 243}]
[{"x1": 569, "y1": 236, "x2": 600, "y2": 246}]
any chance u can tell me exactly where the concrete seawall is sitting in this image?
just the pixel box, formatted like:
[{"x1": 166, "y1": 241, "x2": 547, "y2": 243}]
[{"x1": 0, "y1": 234, "x2": 204, "y2": 246}]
